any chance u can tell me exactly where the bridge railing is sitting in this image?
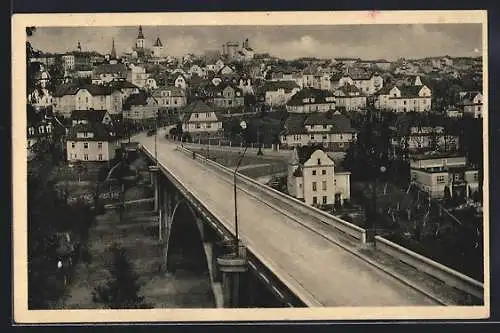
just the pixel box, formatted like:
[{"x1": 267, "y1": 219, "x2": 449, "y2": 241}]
[
  {"x1": 374, "y1": 235, "x2": 484, "y2": 301},
  {"x1": 177, "y1": 146, "x2": 368, "y2": 244},
  {"x1": 177, "y1": 146, "x2": 485, "y2": 303}
]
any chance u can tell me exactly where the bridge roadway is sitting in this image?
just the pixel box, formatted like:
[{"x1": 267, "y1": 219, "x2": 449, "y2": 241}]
[{"x1": 137, "y1": 133, "x2": 439, "y2": 306}]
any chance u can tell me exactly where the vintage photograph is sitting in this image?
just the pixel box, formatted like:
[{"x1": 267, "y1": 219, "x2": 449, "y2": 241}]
[{"x1": 13, "y1": 11, "x2": 489, "y2": 323}]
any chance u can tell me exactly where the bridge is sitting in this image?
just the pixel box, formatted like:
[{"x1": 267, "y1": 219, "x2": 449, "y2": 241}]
[{"x1": 133, "y1": 132, "x2": 484, "y2": 308}]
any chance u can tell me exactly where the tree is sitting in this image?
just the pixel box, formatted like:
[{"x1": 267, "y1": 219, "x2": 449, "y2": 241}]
[{"x1": 92, "y1": 244, "x2": 150, "y2": 309}]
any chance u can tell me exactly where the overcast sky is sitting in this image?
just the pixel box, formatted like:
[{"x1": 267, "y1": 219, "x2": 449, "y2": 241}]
[{"x1": 28, "y1": 24, "x2": 482, "y2": 60}]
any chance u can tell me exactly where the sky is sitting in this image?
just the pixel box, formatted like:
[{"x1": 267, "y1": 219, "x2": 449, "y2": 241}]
[{"x1": 28, "y1": 24, "x2": 482, "y2": 61}]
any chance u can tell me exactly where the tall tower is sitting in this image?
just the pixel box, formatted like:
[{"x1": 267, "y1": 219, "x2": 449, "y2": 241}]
[
  {"x1": 152, "y1": 36, "x2": 164, "y2": 58},
  {"x1": 77, "y1": 41, "x2": 82, "y2": 52},
  {"x1": 136, "y1": 25, "x2": 145, "y2": 49},
  {"x1": 110, "y1": 38, "x2": 117, "y2": 59}
]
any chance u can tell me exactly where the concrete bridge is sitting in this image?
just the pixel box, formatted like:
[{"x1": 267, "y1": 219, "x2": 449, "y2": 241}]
[{"x1": 134, "y1": 133, "x2": 483, "y2": 308}]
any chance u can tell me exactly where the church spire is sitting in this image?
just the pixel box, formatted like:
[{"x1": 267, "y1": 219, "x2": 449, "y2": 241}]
[
  {"x1": 110, "y1": 38, "x2": 117, "y2": 59},
  {"x1": 137, "y1": 25, "x2": 145, "y2": 39}
]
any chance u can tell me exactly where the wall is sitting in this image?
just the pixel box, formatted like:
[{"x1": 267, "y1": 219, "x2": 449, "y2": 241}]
[
  {"x1": 303, "y1": 150, "x2": 335, "y2": 206},
  {"x1": 334, "y1": 172, "x2": 351, "y2": 200}
]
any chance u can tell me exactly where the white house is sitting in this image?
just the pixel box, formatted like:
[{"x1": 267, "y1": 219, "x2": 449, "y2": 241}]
[
  {"x1": 287, "y1": 145, "x2": 351, "y2": 207},
  {"x1": 280, "y1": 112, "x2": 357, "y2": 151},
  {"x1": 182, "y1": 100, "x2": 223, "y2": 140},
  {"x1": 458, "y1": 91, "x2": 483, "y2": 118},
  {"x1": 286, "y1": 88, "x2": 336, "y2": 113},
  {"x1": 410, "y1": 154, "x2": 480, "y2": 200},
  {"x1": 338, "y1": 72, "x2": 383, "y2": 96},
  {"x1": 333, "y1": 84, "x2": 367, "y2": 111},
  {"x1": 91, "y1": 63, "x2": 128, "y2": 84},
  {"x1": 262, "y1": 81, "x2": 301, "y2": 106},
  {"x1": 151, "y1": 86, "x2": 187, "y2": 110},
  {"x1": 66, "y1": 123, "x2": 118, "y2": 162}
]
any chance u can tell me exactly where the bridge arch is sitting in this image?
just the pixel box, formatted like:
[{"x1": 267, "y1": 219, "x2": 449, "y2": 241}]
[{"x1": 166, "y1": 199, "x2": 209, "y2": 275}]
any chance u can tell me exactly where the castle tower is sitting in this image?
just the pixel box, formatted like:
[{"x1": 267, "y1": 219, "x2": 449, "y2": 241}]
[
  {"x1": 152, "y1": 36, "x2": 165, "y2": 58},
  {"x1": 136, "y1": 25, "x2": 145, "y2": 49}
]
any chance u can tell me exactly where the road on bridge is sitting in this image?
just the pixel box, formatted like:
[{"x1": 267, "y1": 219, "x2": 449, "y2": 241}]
[{"x1": 136, "y1": 134, "x2": 439, "y2": 307}]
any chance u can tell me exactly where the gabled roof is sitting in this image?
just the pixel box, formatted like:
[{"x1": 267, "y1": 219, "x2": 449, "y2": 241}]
[
  {"x1": 374, "y1": 85, "x2": 394, "y2": 96},
  {"x1": 287, "y1": 88, "x2": 335, "y2": 106},
  {"x1": 67, "y1": 123, "x2": 113, "y2": 141},
  {"x1": 153, "y1": 37, "x2": 163, "y2": 47},
  {"x1": 261, "y1": 80, "x2": 300, "y2": 93},
  {"x1": 123, "y1": 92, "x2": 156, "y2": 110},
  {"x1": 53, "y1": 83, "x2": 120, "y2": 97},
  {"x1": 335, "y1": 83, "x2": 363, "y2": 96},
  {"x1": 182, "y1": 100, "x2": 214, "y2": 115},
  {"x1": 283, "y1": 114, "x2": 308, "y2": 134},
  {"x1": 108, "y1": 80, "x2": 139, "y2": 90},
  {"x1": 92, "y1": 63, "x2": 128, "y2": 75},
  {"x1": 303, "y1": 112, "x2": 355, "y2": 132},
  {"x1": 397, "y1": 85, "x2": 427, "y2": 98},
  {"x1": 296, "y1": 144, "x2": 327, "y2": 164},
  {"x1": 70, "y1": 109, "x2": 109, "y2": 124},
  {"x1": 151, "y1": 86, "x2": 186, "y2": 98}
]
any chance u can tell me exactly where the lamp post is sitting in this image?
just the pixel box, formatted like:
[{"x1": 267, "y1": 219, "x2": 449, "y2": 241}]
[
  {"x1": 233, "y1": 121, "x2": 248, "y2": 254},
  {"x1": 372, "y1": 164, "x2": 387, "y2": 247}
]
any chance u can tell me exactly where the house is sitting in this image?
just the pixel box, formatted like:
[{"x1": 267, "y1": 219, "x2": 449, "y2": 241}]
[
  {"x1": 181, "y1": 100, "x2": 223, "y2": 140},
  {"x1": 238, "y1": 78, "x2": 254, "y2": 96},
  {"x1": 375, "y1": 77, "x2": 432, "y2": 112},
  {"x1": 91, "y1": 63, "x2": 128, "y2": 84},
  {"x1": 287, "y1": 145, "x2": 351, "y2": 207},
  {"x1": 458, "y1": 91, "x2": 483, "y2": 118},
  {"x1": 127, "y1": 64, "x2": 149, "y2": 88},
  {"x1": 410, "y1": 153, "x2": 479, "y2": 200},
  {"x1": 390, "y1": 115, "x2": 460, "y2": 155},
  {"x1": 261, "y1": 80, "x2": 301, "y2": 106},
  {"x1": 107, "y1": 80, "x2": 140, "y2": 100},
  {"x1": 211, "y1": 83, "x2": 245, "y2": 108},
  {"x1": 373, "y1": 59, "x2": 392, "y2": 71},
  {"x1": 122, "y1": 92, "x2": 159, "y2": 123},
  {"x1": 53, "y1": 83, "x2": 124, "y2": 117},
  {"x1": 286, "y1": 88, "x2": 336, "y2": 113},
  {"x1": 280, "y1": 112, "x2": 357, "y2": 151},
  {"x1": 269, "y1": 68, "x2": 303, "y2": 87},
  {"x1": 189, "y1": 64, "x2": 205, "y2": 78},
  {"x1": 446, "y1": 106, "x2": 463, "y2": 118},
  {"x1": 174, "y1": 74, "x2": 187, "y2": 90},
  {"x1": 66, "y1": 123, "x2": 118, "y2": 162},
  {"x1": 70, "y1": 109, "x2": 114, "y2": 127},
  {"x1": 338, "y1": 71, "x2": 383, "y2": 96},
  {"x1": 29, "y1": 87, "x2": 54, "y2": 111},
  {"x1": 218, "y1": 65, "x2": 234, "y2": 75},
  {"x1": 333, "y1": 84, "x2": 367, "y2": 111},
  {"x1": 27, "y1": 106, "x2": 54, "y2": 161},
  {"x1": 152, "y1": 86, "x2": 187, "y2": 110}
]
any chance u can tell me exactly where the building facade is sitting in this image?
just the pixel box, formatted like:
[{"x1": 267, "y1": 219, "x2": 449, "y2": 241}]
[
  {"x1": 286, "y1": 88, "x2": 336, "y2": 113},
  {"x1": 287, "y1": 146, "x2": 351, "y2": 207},
  {"x1": 182, "y1": 100, "x2": 223, "y2": 139},
  {"x1": 66, "y1": 123, "x2": 118, "y2": 162}
]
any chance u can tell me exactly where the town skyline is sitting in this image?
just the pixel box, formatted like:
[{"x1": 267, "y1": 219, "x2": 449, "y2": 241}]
[{"x1": 28, "y1": 24, "x2": 482, "y2": 61}]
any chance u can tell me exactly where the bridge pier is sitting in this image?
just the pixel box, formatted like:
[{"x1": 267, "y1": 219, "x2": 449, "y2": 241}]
[
  {"x1": 217, "y1": 243, "x2": 248, "y2": 308},
  {"x1": 149, "y1": 165, "x2": 160, "y2": 212}
]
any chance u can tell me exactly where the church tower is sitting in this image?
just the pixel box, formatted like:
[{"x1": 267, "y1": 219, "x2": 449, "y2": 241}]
[
  {"x1": 136, "y1": 25, "x2": 145, "y2": 49},
  {"x1": 110, "y1": 38, "x2": 117, "y2": 59},
  {"x1": 152, "y1": 36, "x2": 165, "y2": 58}
]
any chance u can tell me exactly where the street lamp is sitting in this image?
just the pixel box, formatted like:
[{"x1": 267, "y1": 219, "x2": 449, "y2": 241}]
[
  {"x1": 372, "y1": 164, "x2": 387, "y2": 248},
  {"x1": 233, "y1": 121, "x2": 248, "y2": 254}
]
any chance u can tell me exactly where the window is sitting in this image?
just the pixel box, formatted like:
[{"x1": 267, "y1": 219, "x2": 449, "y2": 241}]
[
  {"x1": 194, "y1": 113, "x2": 199, "y2": 118},
  {"x1": 317, "y1": 158, "x2": 321, "y2": 165},
  {"x1": 98, "y1": 154, "x2": 103, "y2": 161},
  {"x1": 73, "y1": 154, "x2": 77, "y2": 159},
  {"x1": 312, "y1": 170, "x2": 317, "y2": 176},
  {"x1": 322, "y1": 196, "x2": 327, "y2": 204},
  {"x1": 312, "y1": 196, "x2": 318, "y2": 205},
  {"x1": 322, "y1": 169, "x2": 326, "y2": 175},
  {"x1": 436, "y1": 175, "x2": 446, "y2": 183},
  {"x1": 311, "y1": 135, "x2": 315, "y2": 140},
  {"x1": 98, "y1": 142, "x2": 103, "y2": 149},
  {"x1": 312, "y1": 182, "x2": 317, "y2": 191},
  {"x1": 322, "y1": 181, "x2": 327, "y2": 191},
  {"x1": 206, "y1": 123, "x2": 212, "y2": 129},
  {"x1": 334, "y1": 179, "x2": 337, "y2": 185},
  {"x1": 84, "y1": 154, "x2": 88, "y2": 161},
  {"x1": 323, "y1": 124, "x2": 328, "y2": 129},
  {"x1": 323, "y1": 135, "x2": 327, "y2": 140},
  {"x1": 196, "y1": 123, "x2": 201, "y2": 129},
  {"x1": 83, "y1": 142, "x2": 89, "y2": 149}
]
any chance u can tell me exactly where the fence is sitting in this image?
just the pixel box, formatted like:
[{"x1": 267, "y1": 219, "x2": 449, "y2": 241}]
[{"x1": 374, "y1": 235, "x2": 484, "y2": 301}]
